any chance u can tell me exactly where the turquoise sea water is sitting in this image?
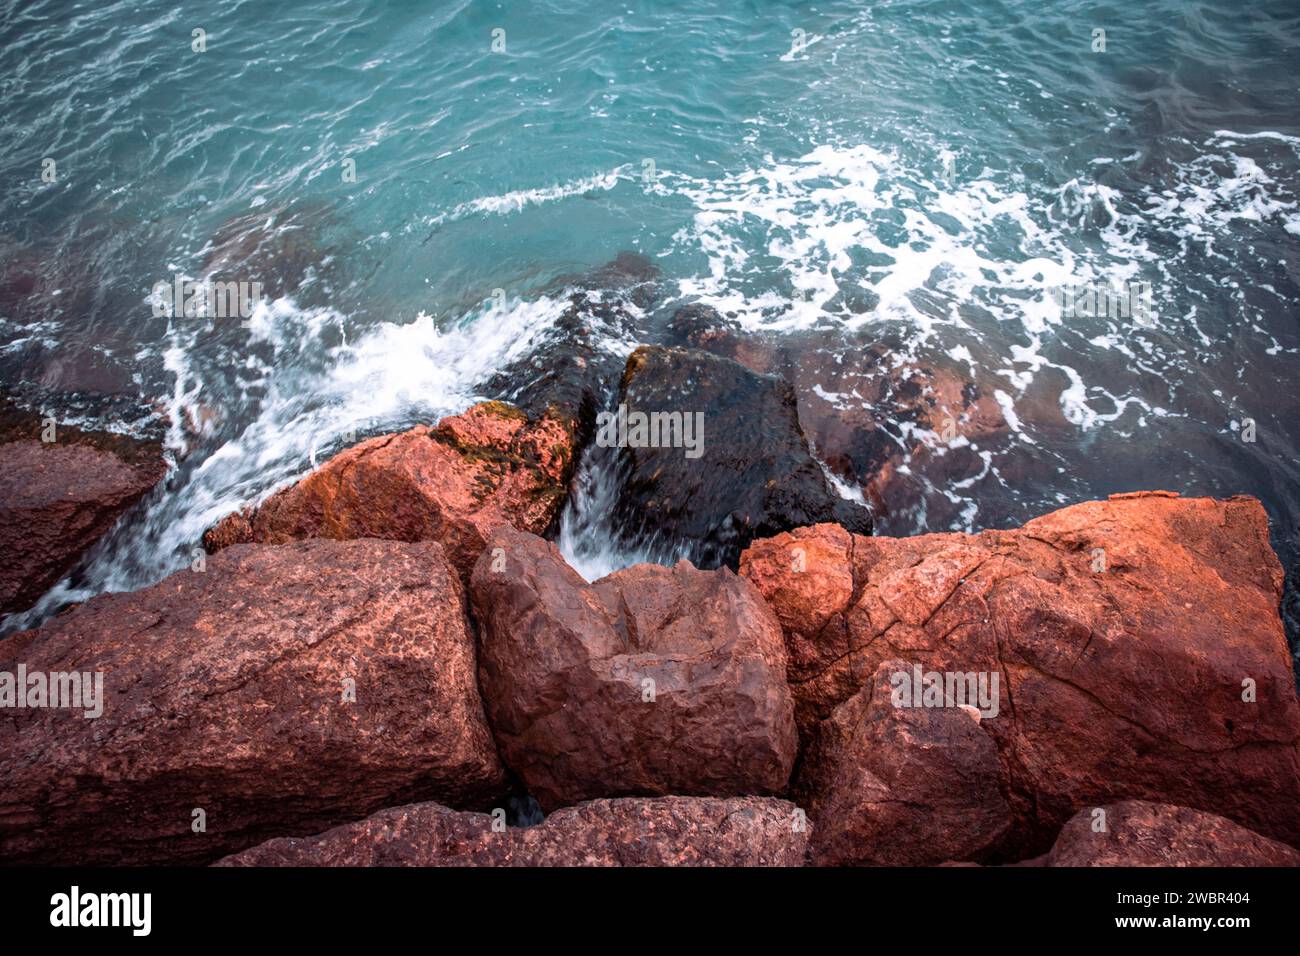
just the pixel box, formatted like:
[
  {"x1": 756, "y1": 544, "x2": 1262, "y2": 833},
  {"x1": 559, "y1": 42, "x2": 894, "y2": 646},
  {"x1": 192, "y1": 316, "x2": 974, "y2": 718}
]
[{"x1": 1, "y1": 1, "x2": 1299, "y2": 647}]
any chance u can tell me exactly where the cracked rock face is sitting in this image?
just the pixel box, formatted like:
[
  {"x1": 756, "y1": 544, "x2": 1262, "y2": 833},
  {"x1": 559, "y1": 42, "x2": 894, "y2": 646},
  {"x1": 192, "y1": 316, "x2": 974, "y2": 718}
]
[
  {"x1": 469, "y1": 526, "x2": 798, "y2": 811},
  {"x1": 0, "y1": 538, "x2": 507, "y2": 865},
  {"x1": 202, "y1": 401, "x2": 574, "y2": 578},
  {"x1": 1043, "y1": 801, "x2": 1300, "y2": 867},
  {"x1": 794, "y1": 660, "x2": 1012, "y2": 866},
  {"x1": 216, "y1": 796, "x2": 808, "y2": 866},
  {"x1": 741, "y1": 492, "x2": 1300, "y2": 857}
]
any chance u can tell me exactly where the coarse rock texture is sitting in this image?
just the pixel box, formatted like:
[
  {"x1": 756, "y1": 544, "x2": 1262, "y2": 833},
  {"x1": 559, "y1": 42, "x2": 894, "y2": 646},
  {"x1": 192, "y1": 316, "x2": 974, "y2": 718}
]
[
  {"x1": 740, "y1": 492, "x2": 1300, "y2": 857},
  {"x1": 216, "y1": 796, "x2": 807, "y2": 867},
  {"x1": 469, "y1": 525, "x2": 798, "y2": 811},
  {"x1": 1043, "y1": 801, "x2": 1300, "y2": 867},
  {"x1": 202, "y1": 401, "x2": 574, "y2": 578},
  {"x1": 608, "y1": 344, "x2": 872, "y2": 570},
  {"x1": 0, "y1": 404, "x2": 167, "y2": 616},
  {"x1": 794, "y1": 660, "x2": 1012, "y2": 866},
  {"x1": 0, "y1": 538, "x2": 507, "y2": 866}
]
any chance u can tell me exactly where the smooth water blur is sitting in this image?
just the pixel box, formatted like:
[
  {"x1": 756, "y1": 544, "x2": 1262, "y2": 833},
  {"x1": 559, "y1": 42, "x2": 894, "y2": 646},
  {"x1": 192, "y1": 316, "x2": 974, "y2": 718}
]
[{"x1": 1, "y1": 0, "x2": 1298, "y2": 645}]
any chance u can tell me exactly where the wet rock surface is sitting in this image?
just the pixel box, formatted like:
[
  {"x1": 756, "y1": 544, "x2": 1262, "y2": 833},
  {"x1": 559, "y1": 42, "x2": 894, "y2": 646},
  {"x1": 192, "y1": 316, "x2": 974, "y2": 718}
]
[
  {"x1": 0, "y1": 402, "x2": 167, "y2": 617},
  {"x1": 203, "y1": 401, "x2": 574, "y2": 577},
  {"x1": 0, "y1": 538, "x2": 507, "y2": 865},
  {"x1": 480, "y1": 253, "x2": 662, "y2": 439},
  {"x1": 469, "y1": 525, "x2": 797, "y2": 811},
  {"x1": 662, "y1": 305, "x2": 1010, "y2": 531},
  {"x1": 608, "y1": 344, "x2": 872, "y2": 570},
  {"x1": 216, "y1": 795, "x2": 807, "y2": 867}
]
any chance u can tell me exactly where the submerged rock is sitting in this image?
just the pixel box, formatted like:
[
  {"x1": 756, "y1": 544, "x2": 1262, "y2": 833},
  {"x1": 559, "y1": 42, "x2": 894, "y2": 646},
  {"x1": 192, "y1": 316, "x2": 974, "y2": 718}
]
[
  {"x1": 216, "y1": 796, "x2": 807, "y2": 867},
  {"x1": 741, "y1": 492, "x2": 1300, "y2": 857},
  {"x1": 662, "y1": 305, "x2": 1009, "y2": 530},
  {"x1": 0, "y1": 404, "x2": 166, "y2": 617},
  {"x1": 608, "y1": 344, "x2": 872, "y2": 569},
  {"x1": 1043, "y1": 801, "x2": 1300, "y2": 867},
  {"x1": 469, "y1": 526, "x2": 797, "y2": 811},
  {"x1": 200, "y1": 200, "x2": 341, "y2": 304},
  {"x1": 203, "y1": 401, "x2": 573, "y2": 577},
  {"x1": 0, "y1": 538, "x2": 507, "y2": 865}
]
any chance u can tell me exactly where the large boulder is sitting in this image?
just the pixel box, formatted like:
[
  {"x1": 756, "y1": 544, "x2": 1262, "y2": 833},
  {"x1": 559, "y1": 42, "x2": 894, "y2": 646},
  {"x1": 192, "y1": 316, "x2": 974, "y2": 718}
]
[
  {"x1": 0, "y1": 538, "x2": 507, "y2": 865},
  {"x1": 741, "y1": 492, "x2": 1300, "y2": 856},
  {"x1": 469, "y1": 526, "x2": 798, "y2": 810},
  {"x1": 216, "y1": 796, "x2": 807, "y2": 867},
  {"x1": 607, "y1": 345, "x2": 871, "y2": 570},
  {"x1": 1043, "y1": 801, "x2": 1300, "y2": 867},
  {"x1": 795, "y1": 660, "x2": 1012, "y2": 866},
  {"x1": 203, "y1": 401, "x2": 573, "y2": 577},
  {"x1": 0, "y1": 406, "x2": 166, "y2": 616}
]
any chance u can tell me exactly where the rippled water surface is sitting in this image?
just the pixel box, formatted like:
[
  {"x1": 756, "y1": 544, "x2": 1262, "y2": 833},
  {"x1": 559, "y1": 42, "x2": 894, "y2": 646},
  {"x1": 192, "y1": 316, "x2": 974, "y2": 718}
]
[{"x1": 1, "y1": 0, "x2": 1298, "y2": 650}]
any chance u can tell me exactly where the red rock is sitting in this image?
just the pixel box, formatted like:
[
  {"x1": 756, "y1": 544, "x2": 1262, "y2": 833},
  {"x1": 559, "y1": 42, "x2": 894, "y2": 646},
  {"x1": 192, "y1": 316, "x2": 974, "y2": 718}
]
[
  {"x1": 0, "y1": 538, "x2": 507, "y2": 865},
  {"x1": 740, "y1": 492, "x2": 1300, "y2": 856},
  {"x1": 202, "y1": 401, "x2": 574, "y2": 577},
  {"x1": 469, "y1": 526, "x2": 798, "y2": 810},
  {"x1": 0, "y1": 411, "x2": 166, "y2": 616},
  {"x1": 1045, "y1": 801, "x2": 1300, "y2": 866},
  {"x1": 795, "y1": 660, "x2": 1011, "y2": 866},
  {"x1": 216, "y1": 796, "x2": 808, "y2": 866}
]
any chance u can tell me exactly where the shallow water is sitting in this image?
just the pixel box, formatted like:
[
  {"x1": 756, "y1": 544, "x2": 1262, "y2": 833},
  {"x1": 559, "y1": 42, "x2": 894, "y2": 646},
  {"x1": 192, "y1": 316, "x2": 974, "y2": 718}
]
[{"x1": 1, "y1": 0, "x2": 1298, "y2": 654}]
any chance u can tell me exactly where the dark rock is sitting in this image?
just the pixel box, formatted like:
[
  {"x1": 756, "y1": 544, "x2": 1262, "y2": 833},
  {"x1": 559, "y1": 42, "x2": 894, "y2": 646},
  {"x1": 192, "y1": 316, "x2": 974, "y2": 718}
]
[
  {"x1": 660, "y1": 308, "x2": 1011, "y2": 531},
  {"x1": 608, "y1": 344, "x2": 871, "y2": 570},
  {"x1": 481, "y1": 253, "x2": 662, "y2": 435}
]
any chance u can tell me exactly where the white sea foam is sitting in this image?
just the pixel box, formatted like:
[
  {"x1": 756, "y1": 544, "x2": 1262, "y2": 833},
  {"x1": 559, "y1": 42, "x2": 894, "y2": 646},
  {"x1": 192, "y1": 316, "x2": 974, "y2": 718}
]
[
  {"x1": 2, "y1": 292, "x2": 573, "y2": 630},
  {"x1": 9, "y1": 131, "x2": 1297, "y2": 619},
  {"x1": 663, "y1": 135, "x2": 1298, "y2": 447},
  {"x1": 417, "y1": 167, "x2": 630, "y2": 230}
]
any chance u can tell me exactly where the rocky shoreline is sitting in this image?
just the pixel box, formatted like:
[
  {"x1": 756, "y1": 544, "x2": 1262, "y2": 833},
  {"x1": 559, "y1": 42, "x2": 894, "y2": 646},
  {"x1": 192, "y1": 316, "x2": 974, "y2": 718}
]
[{"x1": 2, "y1": 374, "x2": 1298, "y2": 867}]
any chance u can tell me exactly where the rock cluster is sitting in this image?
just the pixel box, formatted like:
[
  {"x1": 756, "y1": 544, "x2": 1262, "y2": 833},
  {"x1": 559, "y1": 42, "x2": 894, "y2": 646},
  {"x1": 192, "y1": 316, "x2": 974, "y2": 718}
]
[{"x1": 5, "y1": 355, "x2": 1298, "y2": 867}]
